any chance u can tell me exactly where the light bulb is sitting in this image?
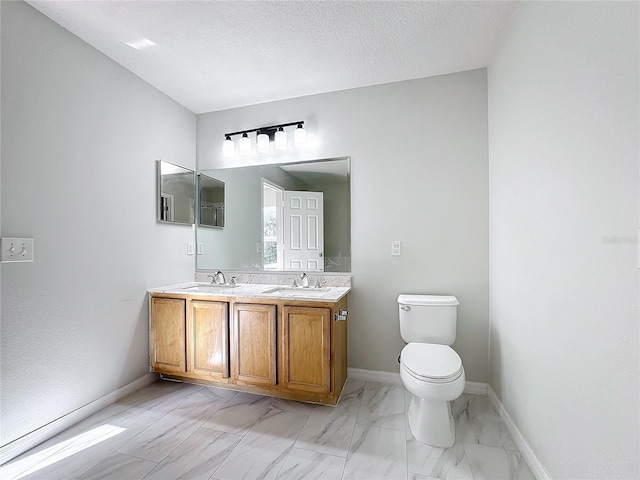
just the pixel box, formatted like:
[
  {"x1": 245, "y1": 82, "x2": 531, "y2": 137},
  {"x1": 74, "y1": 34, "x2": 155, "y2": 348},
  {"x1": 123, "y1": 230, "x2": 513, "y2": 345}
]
[
  {"x1": 223, "y1": 135, "x2": 235, "y2": 158},
  {"x1": 294, "y1": 123, "x2": 306, "y2": 147},
  {"x1": 239, "y1": 133, "x2": 251, "y2": 155},
  {"x1": 257, "y1": 132, "x2": 269, "y2": 153},
  {"x1": 275, "y1": 127, "x2": 287, "y2": 150}
]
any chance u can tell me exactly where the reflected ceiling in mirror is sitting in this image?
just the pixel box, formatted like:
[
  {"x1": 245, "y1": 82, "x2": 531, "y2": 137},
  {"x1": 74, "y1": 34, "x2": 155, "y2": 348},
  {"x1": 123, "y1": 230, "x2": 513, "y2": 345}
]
[
  {"x1": 157, "y1": 160, "x2": 195, "y2": 225},
  {"x1": 197, "y1": 157, "x2": 350, "y2": 273}
]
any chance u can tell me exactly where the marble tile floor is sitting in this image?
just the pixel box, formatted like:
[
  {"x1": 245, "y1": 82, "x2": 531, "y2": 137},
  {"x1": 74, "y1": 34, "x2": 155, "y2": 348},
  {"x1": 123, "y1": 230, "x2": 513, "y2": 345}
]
[{"x1": 1, "y1": 379, "x2": 535, "y2": 480}]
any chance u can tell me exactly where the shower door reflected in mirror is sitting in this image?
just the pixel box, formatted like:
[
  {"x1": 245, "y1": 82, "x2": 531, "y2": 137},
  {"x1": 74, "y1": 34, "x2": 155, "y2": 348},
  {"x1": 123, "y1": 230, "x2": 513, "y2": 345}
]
[{"x1": 199, "y1": 173, "x2": 225, "y2": 228}]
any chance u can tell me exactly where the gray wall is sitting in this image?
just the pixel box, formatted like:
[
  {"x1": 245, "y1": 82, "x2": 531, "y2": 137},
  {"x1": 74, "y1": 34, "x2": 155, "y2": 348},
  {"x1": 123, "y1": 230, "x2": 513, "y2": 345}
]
[
  {"x1": 1, "y1": 1, "x2": 196, "y2": 446},
  {"x1": 197, "y1": 69, "x2": 489, "y2": 379},
  {"x1": 488, "y1": 2, "x2": 639, "y2": 478}
]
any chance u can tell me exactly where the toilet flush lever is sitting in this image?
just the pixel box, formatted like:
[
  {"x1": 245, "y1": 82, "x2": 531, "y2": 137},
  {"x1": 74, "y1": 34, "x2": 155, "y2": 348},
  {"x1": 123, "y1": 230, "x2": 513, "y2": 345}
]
[{"x1": 401, "y1": 305, "x2": 410, "y2": 311}]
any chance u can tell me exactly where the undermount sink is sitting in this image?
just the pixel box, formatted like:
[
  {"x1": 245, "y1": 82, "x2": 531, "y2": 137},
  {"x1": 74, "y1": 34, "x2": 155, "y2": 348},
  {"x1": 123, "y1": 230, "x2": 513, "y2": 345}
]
[{"x1": 262, "y1": 286, "x2": 331, "y2": 295}]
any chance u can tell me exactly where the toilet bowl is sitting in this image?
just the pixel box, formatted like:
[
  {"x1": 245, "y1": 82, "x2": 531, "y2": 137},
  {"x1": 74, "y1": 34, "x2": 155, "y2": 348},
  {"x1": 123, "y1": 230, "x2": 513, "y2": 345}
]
[
  {"x1": 400, "y1": 342, "x2": 465, "y2": 447},
  {"x1": 397, "y1": 293, "x2": 464, "y2": 448}
]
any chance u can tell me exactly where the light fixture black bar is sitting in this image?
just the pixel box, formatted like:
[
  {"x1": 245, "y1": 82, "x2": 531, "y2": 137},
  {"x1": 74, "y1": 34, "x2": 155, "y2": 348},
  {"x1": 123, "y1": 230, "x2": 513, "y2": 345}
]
[{"x1": 224, "y1": 121, "x2": 304, "y2": 138}]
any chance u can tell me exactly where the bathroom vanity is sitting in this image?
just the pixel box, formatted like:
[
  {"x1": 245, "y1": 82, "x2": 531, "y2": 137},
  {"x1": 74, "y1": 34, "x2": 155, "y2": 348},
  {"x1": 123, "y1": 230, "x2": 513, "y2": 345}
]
[{"x1": 148, "y1": 282, "x2": 350, "y2": 405}]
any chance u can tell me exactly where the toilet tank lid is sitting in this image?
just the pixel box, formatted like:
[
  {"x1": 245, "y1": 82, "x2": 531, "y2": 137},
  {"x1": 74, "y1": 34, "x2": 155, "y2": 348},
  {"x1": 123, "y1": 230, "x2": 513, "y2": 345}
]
[{"x1": 397, "y1": 294, "x2": 459, "y2": 306}]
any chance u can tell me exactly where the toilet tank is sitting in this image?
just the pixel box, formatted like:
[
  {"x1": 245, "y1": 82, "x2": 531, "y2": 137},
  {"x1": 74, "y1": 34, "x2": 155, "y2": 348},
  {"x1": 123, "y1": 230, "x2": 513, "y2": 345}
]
[{"x1": 398, "y1": 294, "x2": 459, "y2": 345}]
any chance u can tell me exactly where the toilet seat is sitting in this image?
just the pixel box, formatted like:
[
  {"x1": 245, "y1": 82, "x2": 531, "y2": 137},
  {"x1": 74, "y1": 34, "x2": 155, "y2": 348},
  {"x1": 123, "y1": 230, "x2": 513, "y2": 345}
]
[{"x1": 401, "y1": 343, "x2": 463, "y2": 384}]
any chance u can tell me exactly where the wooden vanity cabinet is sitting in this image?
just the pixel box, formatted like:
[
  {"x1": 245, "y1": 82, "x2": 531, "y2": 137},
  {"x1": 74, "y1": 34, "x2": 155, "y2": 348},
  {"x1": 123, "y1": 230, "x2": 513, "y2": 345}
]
[
  {"x1": 149, "y1": 292, "x2": 348, "y2": 405},
  {"x1": 150, "y1": 296, "x2": 230, "y2": 380},
  {"x1": 281, "y1": 306, "x2": 331, "y2": 394},
  {"x1": 150, "y1": 297, "x2": 187, "y2": 374},
  {"x1": 232, "y1": 303, "x2": 277, "y2": 386},
  {"x1": 188, "y1": 300, "x2": 230, "y2": 380}
]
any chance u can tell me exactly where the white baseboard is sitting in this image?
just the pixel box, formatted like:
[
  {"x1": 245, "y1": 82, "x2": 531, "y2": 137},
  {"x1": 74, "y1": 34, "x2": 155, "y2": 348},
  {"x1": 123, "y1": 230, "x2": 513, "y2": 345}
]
[
  {"x1": 463, "y1": 381, "x2": 488, "y2": 395},
  {"x1": 488, "y1": 386, "x2": 552, "y2": 480},
  {"x1": 0, "y1": 373, "x2": 158, "y2": 466},
  {"x1": 348, "y1": 368, "x2": 403, "y2": 385},
  {"x1": 347, "y1": 368, "x2": 488, "y2": 395}
]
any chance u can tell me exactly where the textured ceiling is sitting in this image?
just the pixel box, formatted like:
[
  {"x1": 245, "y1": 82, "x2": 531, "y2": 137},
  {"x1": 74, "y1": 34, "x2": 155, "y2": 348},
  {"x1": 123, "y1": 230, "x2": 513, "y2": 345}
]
[{"x1": 26, "y1": 1, "x2": 517, "y2": 114}]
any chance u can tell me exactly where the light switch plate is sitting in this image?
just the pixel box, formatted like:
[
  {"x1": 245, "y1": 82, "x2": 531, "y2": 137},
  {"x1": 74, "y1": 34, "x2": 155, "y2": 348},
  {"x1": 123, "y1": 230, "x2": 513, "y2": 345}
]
[
  {"x1": 1, "y1": 237, "x2": 34, "y2": 262},
  {"x1": 391, "y1": 240, "x2": 402, "y2": 256},
  {"x1": 197, "y1": 242, "x2": 203, "y2": 255},
  {"x1": 187, "y1": 242, "x2": 195, "y2": 255}
]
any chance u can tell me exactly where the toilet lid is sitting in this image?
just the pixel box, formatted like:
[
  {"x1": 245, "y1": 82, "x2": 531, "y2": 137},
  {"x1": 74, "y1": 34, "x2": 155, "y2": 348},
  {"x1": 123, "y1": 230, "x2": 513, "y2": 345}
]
[{"x1": 401, "y1": 343, "x2": 463, "y2": 383}]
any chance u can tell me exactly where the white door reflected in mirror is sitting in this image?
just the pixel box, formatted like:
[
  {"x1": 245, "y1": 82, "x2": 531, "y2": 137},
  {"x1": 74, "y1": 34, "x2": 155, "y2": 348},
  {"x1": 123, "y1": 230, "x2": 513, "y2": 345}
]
[{"x1": 284, "y1": 190, "x2": 324, "y2": 271}]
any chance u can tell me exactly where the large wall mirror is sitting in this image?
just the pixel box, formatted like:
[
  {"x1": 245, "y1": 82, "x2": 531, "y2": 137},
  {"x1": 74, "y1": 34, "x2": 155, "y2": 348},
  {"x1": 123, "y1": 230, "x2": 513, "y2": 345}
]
[
  {"x1": 197, "y1": 157, "x2": 350, "y2": 272},
  {"x1": 157, "y1": 160, "x2": 195, "y2": 225}
]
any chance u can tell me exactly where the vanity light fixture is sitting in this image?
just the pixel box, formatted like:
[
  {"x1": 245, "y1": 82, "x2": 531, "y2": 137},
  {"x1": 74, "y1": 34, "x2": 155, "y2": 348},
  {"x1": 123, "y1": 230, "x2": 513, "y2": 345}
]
[
  {"x1": 294, "y1": 123, "x2": 306, "y2": 147},
  {"x1": 223, "y1": 135, "x2": 235, "y2": 158},
  {"x1": 239, "y1": 133, "x2": 251, "y2": 156},
  {"x1": 222, "y1": 121, "x2": 305, "y2": 158},
  {"x1": 257, "y1": 131, "x2": 270, "y2": 153},
  {"x1": 275, "y1": 127, "x2": 287, "y2": 150}
]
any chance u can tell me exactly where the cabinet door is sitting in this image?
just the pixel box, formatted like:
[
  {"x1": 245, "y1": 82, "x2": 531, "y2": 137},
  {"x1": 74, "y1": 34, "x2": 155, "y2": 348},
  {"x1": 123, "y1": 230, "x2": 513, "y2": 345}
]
[
  {"x1": 150, "y1": 297, "x2": 186, "y2": 374},
  {"x1": 232, "y1": 303, "x2": 277, "y2": 386},
  {"x1": 189, "y1": 301, "x2": 229, "y2": 379},
  {"x1": 282, "y1": 306, "x2": 331, "y2": 393}
]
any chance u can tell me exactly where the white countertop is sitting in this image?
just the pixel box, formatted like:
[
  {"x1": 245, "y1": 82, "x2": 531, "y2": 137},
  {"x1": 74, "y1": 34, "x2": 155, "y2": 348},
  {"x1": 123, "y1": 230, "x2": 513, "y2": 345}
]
[{"x1": 148, "y1": 282, "x2": 350, "y2": 303}]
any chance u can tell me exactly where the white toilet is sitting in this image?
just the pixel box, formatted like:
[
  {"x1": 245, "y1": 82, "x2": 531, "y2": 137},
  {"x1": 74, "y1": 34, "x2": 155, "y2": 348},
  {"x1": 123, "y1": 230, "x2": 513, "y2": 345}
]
[{"x1": 398, "y1": 294, "x2": 465, "y2": 448}]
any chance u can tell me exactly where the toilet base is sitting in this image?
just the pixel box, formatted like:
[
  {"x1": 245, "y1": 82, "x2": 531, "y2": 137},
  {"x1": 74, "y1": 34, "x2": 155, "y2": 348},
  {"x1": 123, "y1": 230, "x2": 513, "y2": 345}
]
[{"x1": 407, "y1": 396, "x2": 456, "y2": 448}]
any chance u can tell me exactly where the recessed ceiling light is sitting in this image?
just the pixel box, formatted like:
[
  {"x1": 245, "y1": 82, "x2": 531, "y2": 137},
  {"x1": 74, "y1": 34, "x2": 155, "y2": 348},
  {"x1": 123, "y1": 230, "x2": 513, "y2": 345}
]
[{"x1": 125, "y1": 38, "x2": 157, "y2": 50}]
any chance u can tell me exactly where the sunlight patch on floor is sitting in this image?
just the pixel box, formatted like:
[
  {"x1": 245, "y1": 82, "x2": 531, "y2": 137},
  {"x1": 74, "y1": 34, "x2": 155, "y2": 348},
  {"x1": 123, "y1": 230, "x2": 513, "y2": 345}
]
[{"x1": 1, "y1": 424, "x2": 125, "y2": 480}]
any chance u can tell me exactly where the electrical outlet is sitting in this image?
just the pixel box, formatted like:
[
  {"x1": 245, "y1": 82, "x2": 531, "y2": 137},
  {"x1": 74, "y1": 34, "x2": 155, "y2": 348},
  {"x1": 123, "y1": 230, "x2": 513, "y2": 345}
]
[
  {"x1": 197, "y1": 242, "x2": 204, "y2": 255},
  {"x1": 256, "y1": 242, "x2": 263, "y2": 253},
  {"x1": 187, "y1": 242, "x2": 195, "y2": 255},
  {"x1": 391, "y1": 240, "x2": 402, "y2": 256}
]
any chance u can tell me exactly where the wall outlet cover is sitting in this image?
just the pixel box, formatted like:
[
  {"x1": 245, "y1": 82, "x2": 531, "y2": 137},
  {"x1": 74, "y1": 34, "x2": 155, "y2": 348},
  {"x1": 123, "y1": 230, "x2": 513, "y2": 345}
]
[
  {"x1": 1, "y1": 237, "x2": 34, "y2": 262},
  {"x1": 391, "y1": 240, "x2": 402, "y2": 256}
]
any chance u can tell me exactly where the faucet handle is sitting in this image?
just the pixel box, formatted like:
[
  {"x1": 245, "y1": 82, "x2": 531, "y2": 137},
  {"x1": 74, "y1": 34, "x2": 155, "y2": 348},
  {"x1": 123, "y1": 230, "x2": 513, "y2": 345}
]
[
  {"x1": 291, "y1": 278, "x2": 298, "y2": 288},
  {"x1": 207, "y1": 274, "x2": 216, "y2": 284},
  {"x1": 230, "y1": 276, "x2": 237, "y2": 287}
]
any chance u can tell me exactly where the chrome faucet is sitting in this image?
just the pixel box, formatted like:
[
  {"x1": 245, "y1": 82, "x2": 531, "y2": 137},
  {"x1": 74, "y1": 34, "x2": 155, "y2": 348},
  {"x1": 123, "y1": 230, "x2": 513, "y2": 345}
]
[
  {"x1": 300, "y1": 272, "x2": 309, "y2": 288},
  {"x1": 214, "y1": 271, "x2": 226, "y2": 285}
]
